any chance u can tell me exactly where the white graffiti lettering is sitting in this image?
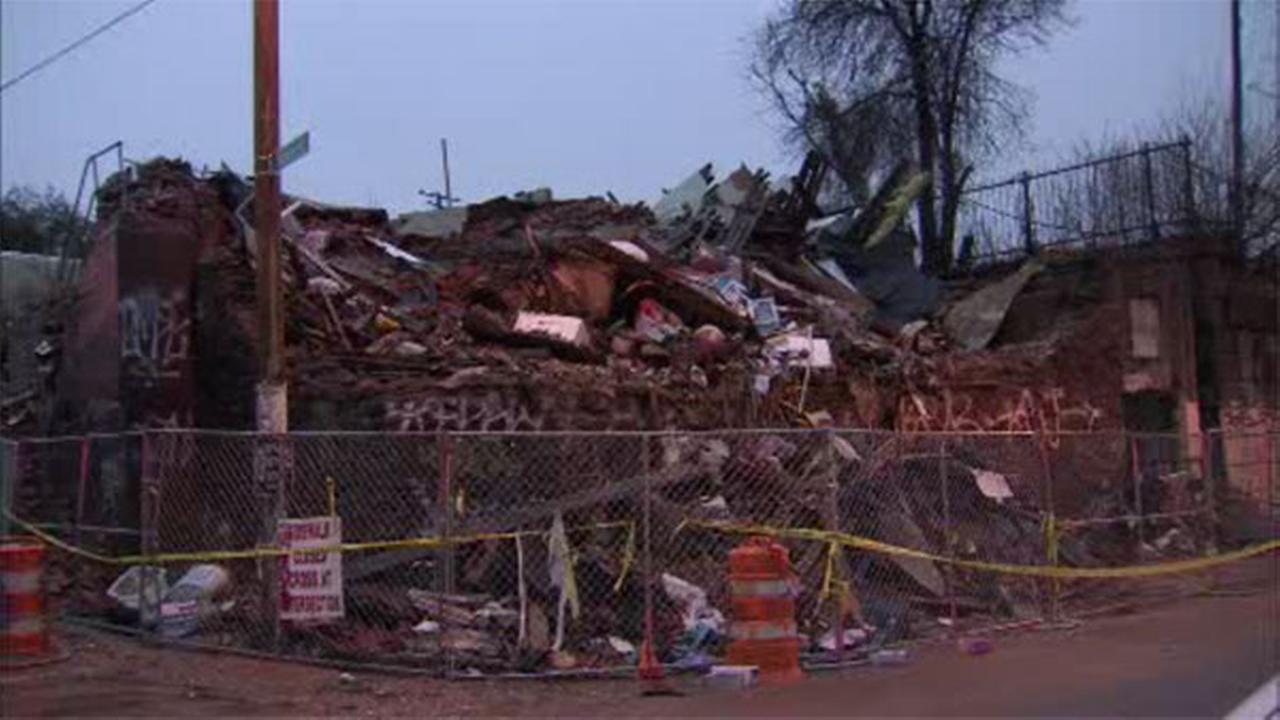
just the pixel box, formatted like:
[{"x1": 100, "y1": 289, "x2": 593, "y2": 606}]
[
  {"x1": 119, "y1": 290, "x2": 191, "y2": 381},
  {"x1": 898, "y1": 386, "x2": 1103, "y2": 443},
  {"x1": 387, "y1": 393, "x2": 545, "y2": 432}
]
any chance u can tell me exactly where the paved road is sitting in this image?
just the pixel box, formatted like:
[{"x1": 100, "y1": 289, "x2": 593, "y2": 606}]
[
  {"x1": 608, "y1": 586, "x2": 1278, "y2": 718},
  {"x1": 4, "y1": 558, "x2": 1277, "y2": 717}
]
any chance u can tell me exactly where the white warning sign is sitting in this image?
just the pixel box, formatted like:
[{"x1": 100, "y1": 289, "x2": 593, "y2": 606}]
[{"x1": 278, "y1": 516, "x2": 344, "y2": 622}]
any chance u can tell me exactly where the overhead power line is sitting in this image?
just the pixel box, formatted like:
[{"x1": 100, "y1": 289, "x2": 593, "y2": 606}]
[{"x1": 0, "y1": 0, "x2": 160, "y2": 94}]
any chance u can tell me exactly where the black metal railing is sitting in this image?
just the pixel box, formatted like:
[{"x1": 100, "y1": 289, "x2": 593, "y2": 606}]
[{"x1": 956, "y1": 139, "x2": 1199, "y2": 265}]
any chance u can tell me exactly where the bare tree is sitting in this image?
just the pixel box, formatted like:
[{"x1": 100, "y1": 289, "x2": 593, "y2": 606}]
[{"x1": 754, "y1": 0, "x2": 1069, "y2": 273}]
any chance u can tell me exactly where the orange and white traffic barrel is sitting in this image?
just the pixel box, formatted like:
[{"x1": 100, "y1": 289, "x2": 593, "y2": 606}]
[
  {"x1": 1, "y1": 537, "x2": 49, "y2": 657},
  {"x1": 726, "y1": 536, "x2": 803, "y2": 684}
]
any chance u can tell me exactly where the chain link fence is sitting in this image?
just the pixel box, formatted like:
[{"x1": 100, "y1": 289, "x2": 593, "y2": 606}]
[{"x1": 3, "y1": 428, "x2": 1276, "y2": 677}]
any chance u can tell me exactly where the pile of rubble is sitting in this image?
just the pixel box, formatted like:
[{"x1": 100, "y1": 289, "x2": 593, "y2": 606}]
[{"x1": 170, "y1": 156, "x2": 1005, "y2": 429}]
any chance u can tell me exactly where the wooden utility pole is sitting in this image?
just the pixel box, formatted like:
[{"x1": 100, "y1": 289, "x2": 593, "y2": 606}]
[
  {"x1": 254, "y1": 0, "x2": 286, "y2": 431},
  {"x1": 1230, "y1": 0, "x2": 1245, "y2": 256},
  {"x1": 253, "y1": 0, "x2": 287, "y2": 646}
]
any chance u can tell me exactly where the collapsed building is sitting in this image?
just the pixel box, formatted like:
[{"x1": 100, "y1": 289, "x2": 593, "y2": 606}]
[
  {"x1": 37, "y1": 159, "x2": 1275, "y2": 492},
  {"x1": 4, "y1": 155, "x2": 1276, "y2": 671}
]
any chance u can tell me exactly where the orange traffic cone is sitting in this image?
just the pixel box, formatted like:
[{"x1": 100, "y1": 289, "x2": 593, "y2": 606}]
[{"x1": 638, "y1": 622, "x2": 679, "y2": 696}]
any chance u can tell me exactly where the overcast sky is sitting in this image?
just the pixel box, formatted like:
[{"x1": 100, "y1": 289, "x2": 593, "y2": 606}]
[{"x1": 1, "y1": 0, "x2": 1275, "y2": 214}]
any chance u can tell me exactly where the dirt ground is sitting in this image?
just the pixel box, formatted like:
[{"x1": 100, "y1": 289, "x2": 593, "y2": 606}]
[{"x1": 2, "y1": 557, "x2": 1276, "y2": 718}]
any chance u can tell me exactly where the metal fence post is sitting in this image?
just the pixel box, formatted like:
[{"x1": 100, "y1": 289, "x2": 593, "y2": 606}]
[
  {"x1": 1020, "y1": 172, "x2": 1036, "y2": 253},
  {"x1": 1130, "y1": 435, "x2": 1146, "y2": 551},
  {"x1": 1269, "y1": 434, "x2": 1278, "y2": 538},
  {"x1": 1141, "y1": 143, "x2": 1160, "y2": 241},
  {"x1": 139, "y1": 432, "x2": 156, "y2": 632},
  {"x1": 1199, "y1": 430, "x2": 1222, "y2": 594},
  {"x1": 1180, "y1": 137, "x2": 1197, "y2": 229},
  {"x1": 0, "y1": 439, "x2": 14, "y2": 538},
  {"x1": 641, "y1": 433, "x2": 654, "y2": 666},
  {"x1": 1036, "y1": 431, "x2": 1060, "y2": 624},
  {"x1": 939, "y1": 438, "x2": 957, "y2": 636},
  {"x1": 820, "y1": 430, "x2": 844, "y2": 661},
  {"x1": 438, "y1": 432, "x2": 455, "y2": 678},
  {"x1": 73, "y1": 437, "x2": 91, "y2": 616}
]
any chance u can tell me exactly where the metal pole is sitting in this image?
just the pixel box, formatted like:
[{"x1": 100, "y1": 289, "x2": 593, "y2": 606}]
[
  {"x1": 821, "y1": 431, "x2": 843, "y2": 661},
  {"x1": 1270, "y1": 433, "x2": 1277, "y2": 515},
  {"x1": 74, "y1": 437, "x2": 91, "y2": 615},
  {"x1": 940, "y1": 439, "x2": 957, "y2": 636},
  {"x1": 642, "y1": 435, "x2": 653, "y2": 656},
  {"x1": 254, "y1": 0, "x2": 287, "y2": 431},
  {"x1": 1020, "y1": 172, "x2": 1036, "y2": 253},
  {"x1": 1180, "y1": 138, "x2": 1197, "y2": 229},
  {"x1": 1131, "y1": 435, "x2": 1146, "y2": 551},
  {"x1": 441, "y1": 138, "x2": 453, "y2": 208},
  {"x1": 0, "y1": 440, "x2": 14, "y2": 538},
  {"x1": 1230, "y1": 0, "x2": 1245, "y2": 256},
  {"x1": 1036, "y1": 432, "x2": 1059, "y2": 624},
  {"x1": 1141, "y1": 144, "x2": 1159, "y2": 241},
  {"x1": 139, "y1": 433, "x2": 156, "y2": 631},
  {"x1": 1202, "y1": 430, "x2": 1221, "y2": 593},
  {"x1": 439, "y1": 433, "x2": 455, "y2": 678}
]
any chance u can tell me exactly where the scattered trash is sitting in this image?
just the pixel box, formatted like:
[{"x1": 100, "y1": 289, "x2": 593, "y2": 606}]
[
  {"x1": 712, "y1": 277, "x2": 751, "y2": 310},
  {"x1": 869, "y1": 648, "x2": 911, "y2": 666},
  {"x1": 106, "y1": 566, "x2": 169, "y2": 618},
  {"x1": 958, "y1": 636, "x2": 994, "y2": 656},
  {"x1": 394, "y1": 341, "x2": 428, "y2": 357},
  {"x1": 817, "y1": 628, "x2": 869, "y2": 651},
  {"x1": 634, "y1": 298, "x2": 685, "y2": 343},
  {"x1": 412, "y1": 620, "x2": 441, "y2": 634},
  {"x1": 513, "y1": 187, "x2": 553, "y2": 205},
  {"x1": 514, "y1": 312, "x2": 592, "y2": 348},
  {"x1": 766, "y1": 330, "x2": 833, "y2": 369},
  {"x1": 700, "y1": 495, "x2": 730, "y2": 515},
  {"x1": 547, "y1": 513, "x2": 581, "y2": 652},
  {"x1": 661, "y1": 573, "x2": 724, "y2": 634},
  {"x1": 607, "y1": 636, "x2": 637, "y2": 658},
  {"x1": 157, "y1": 564, "x2": 230, "y2": 638},
  {"x1": 307, "y1": 277, "x2": 343, "y2": 296},
  {"x1": 609, "y1": 240, "x2": 649, "y2": 263},
  {"x1": 972, "y1": 468, "x2": 1014, "y2": 502},
  {"x1": 548, "y1": 649, "x2": 577, "y2": 670},
  {"x1": 705, "y1": 665, "x2": 759, "y2": 690},
  {"x1": 748, "y1": 297, "x2": 782, "y2": 336},
  {"x1": 653, "y1": 164, "x2": 713, "y2": 222}
]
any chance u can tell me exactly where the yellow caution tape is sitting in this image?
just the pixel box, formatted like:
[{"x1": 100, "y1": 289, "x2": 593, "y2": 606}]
[
  {"x1": 612, "y1": 522, "x2": 636, "y2": 594},
  {"x1": 684, "y1": 519, "x2": 1280, "y2": 580},
  {"x1": 820, "y1": 540, "x2": 840, "y2": 599},
  {"x1": 3, "y1": 509, "x2": 632, "y2": 568}
]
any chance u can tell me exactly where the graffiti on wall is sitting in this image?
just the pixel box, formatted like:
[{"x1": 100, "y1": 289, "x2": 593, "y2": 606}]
[
  {"x1": 119, "y1": 289, "x2": 191, "y2": 381},
  {"x1": 897, "y1": 386, "x2": 1104, "y2": 437},
  {"x1": 387, "y1": 393, "x2": 546, "y2": 432},
  {"x1": 385, "y1": 389, "x2": 686, "y2": 432}
]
